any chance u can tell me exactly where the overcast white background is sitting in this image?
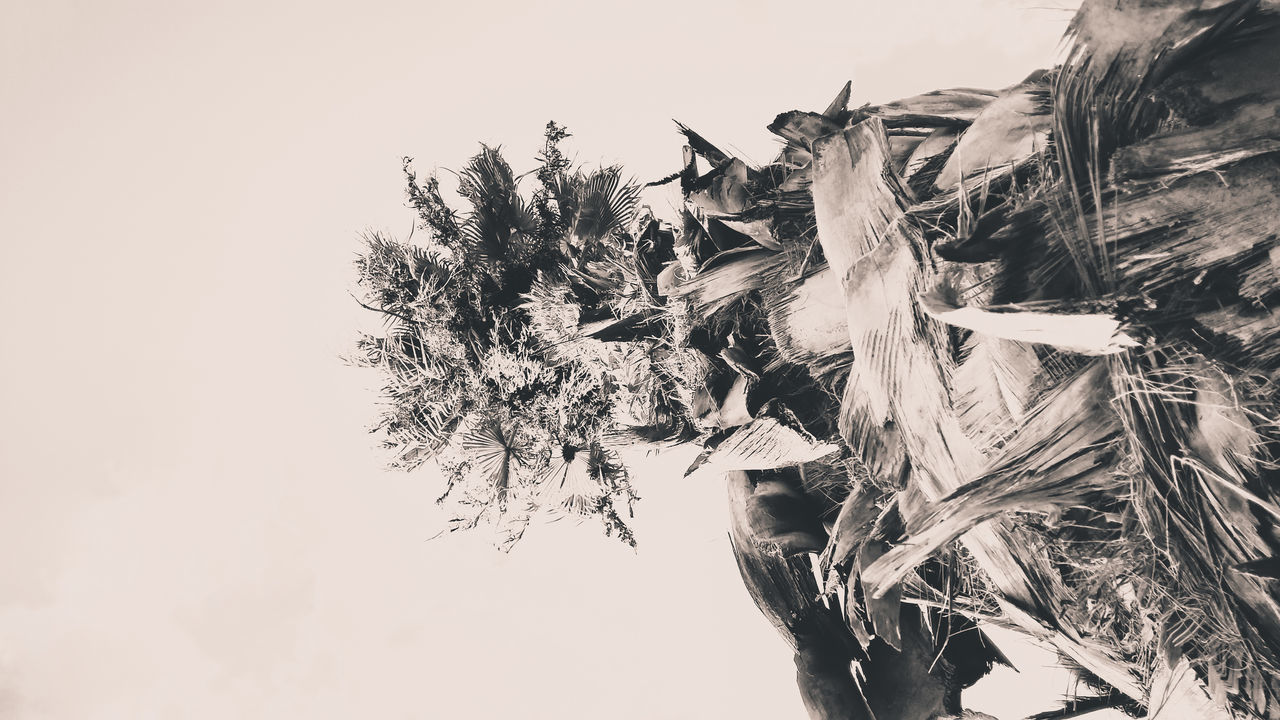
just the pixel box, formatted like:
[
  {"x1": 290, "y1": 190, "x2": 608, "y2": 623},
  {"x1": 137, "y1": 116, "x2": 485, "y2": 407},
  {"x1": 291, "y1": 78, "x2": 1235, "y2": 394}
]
[{"x1": 1, "y1": 1, "x2": 1087, "y2": 717}]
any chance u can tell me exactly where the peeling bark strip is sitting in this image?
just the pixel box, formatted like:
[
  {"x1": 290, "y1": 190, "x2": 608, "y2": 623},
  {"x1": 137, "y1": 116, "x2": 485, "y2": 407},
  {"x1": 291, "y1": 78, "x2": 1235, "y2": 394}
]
[{"x1": 811, "y1": 118, "x2": 1144, "y2": 699}]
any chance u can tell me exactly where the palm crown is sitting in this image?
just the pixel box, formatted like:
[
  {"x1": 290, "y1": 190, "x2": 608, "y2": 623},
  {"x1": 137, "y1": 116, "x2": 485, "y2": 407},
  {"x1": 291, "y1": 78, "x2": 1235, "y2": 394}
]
[{"x1": 354, "y1": 123, "x2": 645, "y2": 549}]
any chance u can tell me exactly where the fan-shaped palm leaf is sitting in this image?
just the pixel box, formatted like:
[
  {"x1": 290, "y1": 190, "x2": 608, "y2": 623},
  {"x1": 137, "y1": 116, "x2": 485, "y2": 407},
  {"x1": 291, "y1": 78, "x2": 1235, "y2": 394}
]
[
  {"x1": 457, "y1": 145, "x2": 519, "y2": 206},
  {"x1": 462, "y1": 419, "x2": 527, "y2": 510},
  {"x1": 557, "y1": 167, "x2": 641, "y2": 248},
  {"x1": 456, "y1": 146, "x2": 541, "y2": 273},
  {"x1": 460, "y1": 197, "x2": 539, "y2": 268},
  {"x1": 539, "y1": 444, "x2": 604, "y2": 516}
]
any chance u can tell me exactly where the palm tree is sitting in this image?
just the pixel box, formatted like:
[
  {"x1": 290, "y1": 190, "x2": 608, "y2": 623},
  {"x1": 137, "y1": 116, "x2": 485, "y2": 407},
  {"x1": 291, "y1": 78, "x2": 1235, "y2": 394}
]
[{"x1": 354, "y1": 3, "x2": 1280, "y2": 715}]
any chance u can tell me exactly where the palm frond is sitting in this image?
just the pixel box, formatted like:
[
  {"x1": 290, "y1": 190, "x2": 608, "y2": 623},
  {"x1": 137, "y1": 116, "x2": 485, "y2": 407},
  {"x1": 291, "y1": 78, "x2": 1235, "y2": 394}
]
[
  {"x1": 666, "y1": 246, "x2": 786, "y2": 317},
  {"x1": 456, "y1": 145, "x2": 542, "y2": 273},
  {"x1": 674, "y1": 120, "x2": 732, "y2": 169},
  {"x1": 931, "y1": 83, "x2": 1051, "y2": 193},
  {"x1": 564, "y1": 167, "x2": 641, "y2": 247},
  {"x1": 762, "y1": 264, "x2": 853, "y2": 380},
  {"x1": 457, "y1": 144, "x2": 519, "y2": 206},
  {"x1": 822, "y1": 80, "x2": 852, "y2": 119},
  {"x1": 1147, "y1": 655, "x2": 1235, "y2": 720},
  {"x1": 864, "y1": 87, "x2": 998, "y2": 128},
  {"x1": 686, "y1": 409, "x2": 840, "y2": 479},
  {"x1": 461, "y1": 419, "x2": 527, "y2": 510},
  {"x1": 539, "y1": 444, "x2": 603, "y2": 516},
  {"x1": 1112, "y1": 10, "x2": 1280, "y2": 185}
]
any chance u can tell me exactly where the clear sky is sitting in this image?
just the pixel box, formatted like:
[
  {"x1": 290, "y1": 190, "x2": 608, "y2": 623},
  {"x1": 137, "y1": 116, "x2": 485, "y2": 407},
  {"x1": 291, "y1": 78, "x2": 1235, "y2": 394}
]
[{"x1": 1, "y1": 1, "x2": 1087, "y2": 718}]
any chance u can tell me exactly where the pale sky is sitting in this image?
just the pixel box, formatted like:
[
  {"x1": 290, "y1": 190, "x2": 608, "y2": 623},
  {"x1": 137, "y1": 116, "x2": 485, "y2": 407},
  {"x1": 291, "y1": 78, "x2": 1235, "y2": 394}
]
[{"x1": 1, "y1": 1, "x2": 1085, "y2": 718}]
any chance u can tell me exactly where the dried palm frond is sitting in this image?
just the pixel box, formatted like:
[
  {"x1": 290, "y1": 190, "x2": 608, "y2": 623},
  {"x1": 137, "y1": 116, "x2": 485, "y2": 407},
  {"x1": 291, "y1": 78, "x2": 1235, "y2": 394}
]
[
  {"x1": 1102, "y1": 156, "x2": 1279, "y2": 304},
  {"x1": 918, "y1": 281, "x2": 1142, "y2": 356},
  {"x1": 862, "y1": 362, "x2": 1124, "y2": 599},
  {"x1": 686, "y1": 158, "x2": 752, "y2": 216},
  {"x1": 903, "y1": 127, "x2": 960, "y2": 191},
  {"x1": 1113, "y1": 10, "x2": 1280, "y2": 184},
  {"x1": 812, "y1": 116, "x2": 1149, "y2": 696},
  {"x1": 1146, "y1": 655, "x2": 1235, "y2": 720},
  {"x1": 931, "y1": 82, "x2": 1051, "y2": 193},
  {"x1": 665, "y1": 246, "x2": 785, "y2": 317},
  {"x1": 837, "y1": 363, "x2": 908, "y2": 491},
  {"x1": 766, "y1": 110, "x2": 844, "y2": 169},
  {"x1": 761, "y1": 264, "x2": 853, "y2": 380},
  {"x1": 857, "y1": 541, "x2": 906, "y2": 651},
  {"x1": 955, "y1": 126, "x2": 1280, "y2": 371},
  {"x1": 952, "y1": 335, "x2": 1042, "y2": 454},
  {"x1": 864, "y1": 87, "x2": 999, "y2": 129},
  {"x1": 1111, "y1": 348, "x2": 1280, "y2": 713},
  {"x1": 818, "y1": 482, "x2": 884, "y2": 582},
  {"x1": 686, "y1": 410, "x2": 840, "y2": 479},
  {"x1": 674, "y1": 120, "x2": 735, "y2": 172},
  {"x1": 823, "y1": 80, "x2": 853, "y2": 120}
]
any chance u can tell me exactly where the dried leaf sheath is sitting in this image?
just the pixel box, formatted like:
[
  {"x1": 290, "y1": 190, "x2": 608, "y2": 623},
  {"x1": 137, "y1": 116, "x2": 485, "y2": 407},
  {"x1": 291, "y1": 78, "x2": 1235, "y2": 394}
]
[
  {"x1": 952, "y1": 335, "x2": 1041, "y2": 453},
  {"x1": 861, "y1": 362, "x2": 1124, "y2": 598},
  {"x1": 813, "y1": 119, "x2": 1018, "y2": 585}
]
